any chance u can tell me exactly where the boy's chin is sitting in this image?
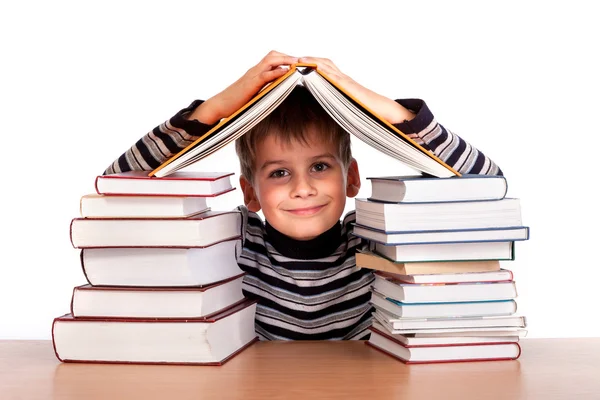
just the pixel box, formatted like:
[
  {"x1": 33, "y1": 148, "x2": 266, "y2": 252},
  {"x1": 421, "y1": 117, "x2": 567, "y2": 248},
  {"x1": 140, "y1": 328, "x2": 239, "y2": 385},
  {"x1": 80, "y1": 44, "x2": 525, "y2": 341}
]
[{"x1": 274, "y1": 220, "x2": 338, "y2": 241}]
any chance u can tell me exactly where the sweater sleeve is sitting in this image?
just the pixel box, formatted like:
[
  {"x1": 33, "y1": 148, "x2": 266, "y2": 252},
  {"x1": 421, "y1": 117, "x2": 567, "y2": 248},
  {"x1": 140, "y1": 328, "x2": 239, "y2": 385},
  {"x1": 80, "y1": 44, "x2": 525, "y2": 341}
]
[
  {"x1": 103, "y1": 100, "x2": 217, "y2": 175},
  {"x1": 392, "y1": 99, "x2": 503, "y2": 176}
]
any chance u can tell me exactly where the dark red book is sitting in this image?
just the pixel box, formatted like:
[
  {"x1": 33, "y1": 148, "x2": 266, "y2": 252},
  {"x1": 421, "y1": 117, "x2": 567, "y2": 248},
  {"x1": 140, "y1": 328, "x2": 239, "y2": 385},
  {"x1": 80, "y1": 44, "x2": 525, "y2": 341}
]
[
  {"x1": 70, "y1": 210, "x2": 242, "y2": 248},
  {"x1": 80, "y1": 237, "x2": 243, "y2": 287},
  {"x1": 53, "y1": 299, "x2": 258, "y2": 365},
  {"x1": 95, "y1": 171, "x2": 235, "y2": 197},
  {"x1": 71, "y1": 273, "x2": 246, "y2": 319},
  {"x1": 366, "y1": 326, "x2": 521, "y2": 364}
]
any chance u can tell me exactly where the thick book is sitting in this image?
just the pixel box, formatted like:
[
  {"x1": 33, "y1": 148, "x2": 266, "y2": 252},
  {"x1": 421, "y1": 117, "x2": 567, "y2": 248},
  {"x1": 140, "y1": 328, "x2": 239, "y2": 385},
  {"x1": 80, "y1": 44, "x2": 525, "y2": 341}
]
[
  {"x1": 370, "y1": 291, "x2": 517, "y2": 319},
  {"x1": 373, "y1": 241, "x2": 515, "y2": 263},
  {"x1": 367, "y1": 174, "x2": 508, "y2": 203},
  {"x1": 356, "y1": 250, "x2": 501, "y2": 274},
  {"x1": 372, "y1": 308, "x2": 527, "y2": 332},
  {"x1": 355, "y1": 197, "x2": 522, "y2": 232},
  {"x1": 370, "y1": 322, "x2": 522, "y2": 346},
  {"x1": 373, "y1": 310, "x2": 528, "y2": 335},
  {"x1": 352, "y1": 224, "x2": 529, "y2": 245},
  {"x1": 80, "y1": 238, "x2": 243, "y2": 287},
  {"x1": 366, "y1": 326, "x2": 521, "y2": 364},
  {"x1": 372, "y1": 272, "x2": 518, "y2": 303},
  {"x1": 70, "y1": 210, "x2": 241, "y2": 248},
  {"x1": 80, "y1": 194, "x2": 210, "y2": 218},
  {"x1": 52, "y1": 299, "x2": 258, "y2": 365},
  {"x1": 95, "y1": 171, "x2": 235, "y2": 196},
  {"x1": 70, "y1": 274, "x2": 245, "y2": 319},
  {"x1": 149, "y1": 64, "x2": 460, "y2": 179}
]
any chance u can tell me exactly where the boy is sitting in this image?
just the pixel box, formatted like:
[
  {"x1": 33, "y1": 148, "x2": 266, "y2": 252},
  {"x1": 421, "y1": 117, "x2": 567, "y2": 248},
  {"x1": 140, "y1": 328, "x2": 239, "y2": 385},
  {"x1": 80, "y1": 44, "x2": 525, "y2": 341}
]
[{"x1": 104, "y1": 51, "x2": 503, "y2": 340}]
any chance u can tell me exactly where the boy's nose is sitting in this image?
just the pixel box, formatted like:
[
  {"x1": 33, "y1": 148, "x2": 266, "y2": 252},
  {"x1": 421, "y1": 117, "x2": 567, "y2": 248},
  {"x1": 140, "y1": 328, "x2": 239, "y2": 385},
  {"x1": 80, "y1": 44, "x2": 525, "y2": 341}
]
[{"x1": 291, "y1": 175, "x2": 317, "y2": 198}]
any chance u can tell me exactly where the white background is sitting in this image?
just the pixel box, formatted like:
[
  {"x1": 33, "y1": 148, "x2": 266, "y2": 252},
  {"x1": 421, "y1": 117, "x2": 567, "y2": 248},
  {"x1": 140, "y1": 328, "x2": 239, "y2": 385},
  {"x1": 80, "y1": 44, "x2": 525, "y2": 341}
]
[{"x1": 1, "y1": 0, "x2": 598, "y2": 339}]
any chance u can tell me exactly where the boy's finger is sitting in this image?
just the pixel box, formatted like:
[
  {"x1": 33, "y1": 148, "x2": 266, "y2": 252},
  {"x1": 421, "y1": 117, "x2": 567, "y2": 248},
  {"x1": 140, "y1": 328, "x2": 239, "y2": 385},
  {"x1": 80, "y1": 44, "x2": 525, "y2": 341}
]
[
  {"x1": 258, "y1": 67, "x2": 289, "y2": 84},
  {"x1": 261, "y1": 55, "x2": 298, "y2": 69},
  {"x1": 306, "y1": 60, "x2": 336, "y2": 76},
  {"x1": 299, "y1": 57, "x2": 338, "y2": 71}
]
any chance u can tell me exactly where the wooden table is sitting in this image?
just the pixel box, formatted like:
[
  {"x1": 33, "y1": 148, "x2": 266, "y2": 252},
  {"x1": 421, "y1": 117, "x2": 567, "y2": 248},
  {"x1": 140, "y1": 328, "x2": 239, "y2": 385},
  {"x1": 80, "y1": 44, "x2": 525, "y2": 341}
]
[{"x1": 1, "y1": 339, "x2": 599, "y2": 399}]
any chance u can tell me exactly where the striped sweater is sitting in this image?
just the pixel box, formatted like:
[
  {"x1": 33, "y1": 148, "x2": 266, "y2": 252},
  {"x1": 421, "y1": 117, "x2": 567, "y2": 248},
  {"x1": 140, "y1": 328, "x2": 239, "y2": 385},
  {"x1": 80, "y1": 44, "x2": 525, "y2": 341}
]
[{"x1": 104, "y1": 98, "x2": 503, "y2": 340}]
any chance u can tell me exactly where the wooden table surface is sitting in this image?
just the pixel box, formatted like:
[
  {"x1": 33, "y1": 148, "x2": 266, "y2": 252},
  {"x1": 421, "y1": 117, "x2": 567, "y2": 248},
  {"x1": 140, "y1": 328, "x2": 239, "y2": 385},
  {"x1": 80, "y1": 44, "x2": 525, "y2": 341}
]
[{"x1": 1, "y1": 338, "x2": 599, "y2": 399}]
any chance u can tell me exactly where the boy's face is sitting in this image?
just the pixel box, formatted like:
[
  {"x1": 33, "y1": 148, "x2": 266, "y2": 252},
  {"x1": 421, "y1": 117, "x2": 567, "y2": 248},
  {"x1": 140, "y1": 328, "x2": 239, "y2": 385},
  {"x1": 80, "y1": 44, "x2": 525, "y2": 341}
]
[{"x1": 240, "y1": 129, "x2": 360, "y2": 241}]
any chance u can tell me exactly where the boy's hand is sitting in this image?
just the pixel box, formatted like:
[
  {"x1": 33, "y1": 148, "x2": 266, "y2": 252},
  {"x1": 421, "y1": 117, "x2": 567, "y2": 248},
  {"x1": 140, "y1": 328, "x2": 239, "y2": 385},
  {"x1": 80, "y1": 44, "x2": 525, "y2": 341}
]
[
  {"x1": 187, "y1": 51, "x2": 298, "y2": 125},
  {"x1": 299, "y1": 57, "x2": 415, "y2": 124}
]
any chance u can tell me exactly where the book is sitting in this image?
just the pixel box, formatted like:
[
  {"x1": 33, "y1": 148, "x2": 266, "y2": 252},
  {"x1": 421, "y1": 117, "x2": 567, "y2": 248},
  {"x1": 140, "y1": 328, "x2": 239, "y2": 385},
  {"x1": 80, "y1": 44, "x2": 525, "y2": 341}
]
[
  {"x1": 356, "y1": 250, "x2": 501, "y2": 274},
  {"x1": 352, "y1": 224, "x2": 530, "y2": 245},
  {"x1": 71, "y1": 274, "x2": 246, "y2": 319},
  {"x1": 80, "y1": 194, "x2": 210, "y2": 218},
  {"x1": 355, "y1": 197, "x2": 522, "y2": 232},
  {"x1": 370, "y1": 291, "x2": 517, "y2": 318},
  {"x1": 70, "y1": 210, "x2": 241, "y2": 248},
  {"x1": 80, "y1": 239, "x2": 243, "y2": 287},
  {"x1": 370, "y1": 322, "x2": 521, "y2": 346},
  {"x1": 149, "y1": 64, "x2": 460, "y2": 179},
  {"x1": 372, "y1": 272, "x2": 518, "y2": 303},
  {"x1": 367, "y1": 326, "x2": 521, "y2": 364},
  {"x1": 372, "y1": 322, "x2": 527, "y2": 335},
  {"x1": 373, "y1": 241, "x2": 515, "y2": 263},
  {"x1": 95, "y1": 171, "x2": 235, "y2": 196},
  {"x1": 367, "y1": 174, "x2": 507, "y2": 203},
  {"x1": 376, "y1": 269, "x2": 514, "y2": 284},
  {"x1": 372, "y1": 308, "x2": 526, "y2": 331},
  {"x1": 52, "y1": 300, "x2": 258, "y2": 365}
]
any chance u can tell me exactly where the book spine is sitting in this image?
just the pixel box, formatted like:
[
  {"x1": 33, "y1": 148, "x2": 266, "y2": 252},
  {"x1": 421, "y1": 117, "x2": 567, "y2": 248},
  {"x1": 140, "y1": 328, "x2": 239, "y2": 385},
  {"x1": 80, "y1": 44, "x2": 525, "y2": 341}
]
[
  {"x1": 501, "y1": 176, "x2": 508, "y2": 199},
  {"x1": 94, "y1": 175, "x2": 101, "y2": 195},
  {"x1": 51, "y1": 316, "x2": 65, "y2": 362},
  {"x1": 69, "y1": 219, "x2": 76, "y2": 248},
  {"x1": 79, "y1": 250, "x2": 93, "y2": 286},
  {"x1": 69, "y1": 287, "x2": 76, "y2": 316}
]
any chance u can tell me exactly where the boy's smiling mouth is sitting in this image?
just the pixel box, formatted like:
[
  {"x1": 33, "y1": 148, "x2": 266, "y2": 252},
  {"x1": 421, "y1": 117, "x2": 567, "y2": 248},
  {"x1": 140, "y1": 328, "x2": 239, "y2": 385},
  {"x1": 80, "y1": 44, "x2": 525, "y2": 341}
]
[{"x1": 284, "y1": 204, "x2": 327, "y2": 216}]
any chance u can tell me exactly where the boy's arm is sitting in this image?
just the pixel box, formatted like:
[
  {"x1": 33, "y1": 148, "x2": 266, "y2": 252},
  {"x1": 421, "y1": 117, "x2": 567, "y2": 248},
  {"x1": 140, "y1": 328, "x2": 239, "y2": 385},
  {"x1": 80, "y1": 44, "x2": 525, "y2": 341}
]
[
  {"x1": 392, "y1": 99, "x2": 503, "y2": 176},
  {"x1": 103, "y1": 100, "x2": 216, "y2": 175}
]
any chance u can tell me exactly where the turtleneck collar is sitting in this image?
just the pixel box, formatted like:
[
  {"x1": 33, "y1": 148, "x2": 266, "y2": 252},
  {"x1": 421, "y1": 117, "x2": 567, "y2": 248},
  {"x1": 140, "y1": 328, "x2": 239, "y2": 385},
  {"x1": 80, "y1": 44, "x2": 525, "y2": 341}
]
[{"x1": 265, "y1": 220, "x2": 343, "y2": 260}]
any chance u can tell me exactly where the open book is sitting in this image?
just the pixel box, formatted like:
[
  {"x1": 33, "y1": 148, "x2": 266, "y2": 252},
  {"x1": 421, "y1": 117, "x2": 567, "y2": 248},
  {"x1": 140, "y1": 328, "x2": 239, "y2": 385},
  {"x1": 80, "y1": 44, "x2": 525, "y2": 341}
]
[{"x1": 150, "y1": 64, "x2": 460, "y2": 178}]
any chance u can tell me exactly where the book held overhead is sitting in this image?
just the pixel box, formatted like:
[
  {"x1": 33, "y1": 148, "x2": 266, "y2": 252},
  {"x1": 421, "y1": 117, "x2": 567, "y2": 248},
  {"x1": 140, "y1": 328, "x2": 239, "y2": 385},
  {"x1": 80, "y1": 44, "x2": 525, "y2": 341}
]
[{"x1": 149, "y1": 64, "x2": 461, "y2": 179}]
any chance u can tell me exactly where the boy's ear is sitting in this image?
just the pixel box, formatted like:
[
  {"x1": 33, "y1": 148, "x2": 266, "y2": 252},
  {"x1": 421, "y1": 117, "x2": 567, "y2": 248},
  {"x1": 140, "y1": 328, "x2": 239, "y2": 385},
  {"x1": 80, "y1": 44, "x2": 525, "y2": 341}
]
[
  {"x1": 239, "y1": 175, "x2": 262, "y2": 213},
  {"x1": 346, "y1": 158, "x2": 361, "y2": 198}
]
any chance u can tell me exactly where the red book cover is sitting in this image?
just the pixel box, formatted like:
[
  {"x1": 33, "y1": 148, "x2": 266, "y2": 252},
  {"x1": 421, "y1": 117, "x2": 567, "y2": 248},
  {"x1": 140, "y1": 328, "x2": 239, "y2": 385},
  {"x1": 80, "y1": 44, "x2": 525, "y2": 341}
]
[
  {"x1": 69, "y1": 272, "x2": 247, "y2": 319},
  {"x1": 95, "y1": 171, "x2": 235, "y2": 197},
  {"x1": 69, "y1": 210, "x2": 242, "y2": 249},
  {"x1": 52, "y1": 299, "x2": 259, "y2": 366},
  {"x1": 366, "y1": 326, "x2": 521, "y2": 364}
]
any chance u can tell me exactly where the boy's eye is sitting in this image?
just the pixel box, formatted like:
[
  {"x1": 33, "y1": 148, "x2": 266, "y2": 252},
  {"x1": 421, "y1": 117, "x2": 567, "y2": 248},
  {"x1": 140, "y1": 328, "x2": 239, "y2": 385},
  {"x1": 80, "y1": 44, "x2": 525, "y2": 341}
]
[
  {"x1": 311, "y1": 162, "x2": 330, "y2": 173},
  {"x1": 269, "y1": 169, "x2": 289, "y2": 179}
]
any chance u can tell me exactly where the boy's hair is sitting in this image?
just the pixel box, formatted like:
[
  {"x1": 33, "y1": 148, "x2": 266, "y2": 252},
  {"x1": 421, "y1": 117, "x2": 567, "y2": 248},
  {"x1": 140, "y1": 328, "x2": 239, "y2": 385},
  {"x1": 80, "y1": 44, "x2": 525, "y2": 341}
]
[{"x1": 235, "y1": 85, "x2": 352, "y2": 183}]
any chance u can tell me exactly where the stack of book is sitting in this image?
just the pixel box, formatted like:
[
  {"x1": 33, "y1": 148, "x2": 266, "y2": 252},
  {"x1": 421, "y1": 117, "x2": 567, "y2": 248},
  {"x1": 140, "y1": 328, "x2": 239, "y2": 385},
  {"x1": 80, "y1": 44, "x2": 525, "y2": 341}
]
[
  {"x1": 52, "y1": 171, "x2": 258, "y2": 365},
  {"x1": 353, "y1": 174, "x2": 529, "y2": 364}
]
